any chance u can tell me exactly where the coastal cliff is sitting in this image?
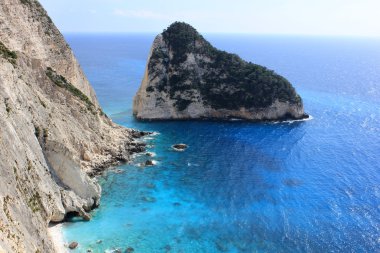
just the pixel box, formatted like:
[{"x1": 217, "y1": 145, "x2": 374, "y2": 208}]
[
  {"x1": 134, "y1": 22, "x2": 307, "y2": 121},
  {"x1": 0, "y1": 1, "x2": 144, "y2": 252}
]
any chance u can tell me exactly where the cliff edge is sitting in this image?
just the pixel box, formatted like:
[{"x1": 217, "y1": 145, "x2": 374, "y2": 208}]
[
  {"x1": 133, "y1": 22, "x2": 308, "y2": 121},
  {"x1": 0, "y1": 1, "x2": 144, "y2": 252}
]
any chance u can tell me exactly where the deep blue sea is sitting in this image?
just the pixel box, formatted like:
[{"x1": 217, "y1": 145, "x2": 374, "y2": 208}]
[{"x1": 62, "y1": 34, "x2": 380, "y2": 253}]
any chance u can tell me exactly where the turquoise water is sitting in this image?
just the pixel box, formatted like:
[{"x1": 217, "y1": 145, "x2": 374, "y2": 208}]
[{"x1": 62, "y1": 34, "x2": 380, "y2": 252}]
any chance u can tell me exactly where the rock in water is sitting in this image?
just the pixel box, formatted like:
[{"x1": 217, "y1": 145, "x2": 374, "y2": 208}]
[
  {"x1": 68, "y1": 241, "x2": 78, "y2": 249},
  {"x1": 133, "y1": 22, "x2": 308, "y2": 121},
  {"x1": 145, "y1": 160, "x2": 155, "y2": 166},
  {"x1": 172, "y1": 144, "x2": 188, "y2": 151},
  {"x1": 126, "y1": 247, "x2": 135, "y2": 253}
]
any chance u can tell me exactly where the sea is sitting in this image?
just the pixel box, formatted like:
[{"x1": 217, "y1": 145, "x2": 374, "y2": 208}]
[{"x1": 61, "y1": 34, "x2": 380, "y2": 253}]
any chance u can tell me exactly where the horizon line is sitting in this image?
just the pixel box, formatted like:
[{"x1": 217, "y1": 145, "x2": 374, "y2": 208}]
[{"x1": 61, "y1": 31, "x2": 380, "y2": 39}]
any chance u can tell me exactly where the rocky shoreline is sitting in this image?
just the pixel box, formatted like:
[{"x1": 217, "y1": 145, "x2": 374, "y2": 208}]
[
  {"x1": 48, "y1": 131, "x2": 152, "y2": 253},
  {"x1": 86, "y1": 130, "x2": 150, "y2": 177}
]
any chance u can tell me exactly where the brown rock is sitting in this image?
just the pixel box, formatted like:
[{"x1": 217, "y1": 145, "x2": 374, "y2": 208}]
[
  {"x1": 145, "y1": 160, "x2": 155, "y2": 166},
  {"x1": 68, "y1": 241, "x2": 78, "y2": 249},
  {"x1": 172, "y1": 144, "x2": 188, "y2": 151}
]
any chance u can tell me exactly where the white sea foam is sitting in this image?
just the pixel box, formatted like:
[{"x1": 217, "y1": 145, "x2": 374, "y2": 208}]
[{"x1": 273, "y1": 115, "x2": 314, "y2": 124}]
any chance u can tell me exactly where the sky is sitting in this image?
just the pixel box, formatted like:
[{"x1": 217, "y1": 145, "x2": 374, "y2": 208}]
[{"x1": 39, "y1": 0, "x2": 380, "y2": 36}]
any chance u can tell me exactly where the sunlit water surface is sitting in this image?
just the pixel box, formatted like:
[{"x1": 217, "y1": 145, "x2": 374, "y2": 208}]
[{"x1": 62, "y1": 34, "x2": 380, "y2": 253}]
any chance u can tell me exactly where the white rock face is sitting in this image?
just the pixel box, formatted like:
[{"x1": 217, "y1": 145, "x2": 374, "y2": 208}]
[
  {"x1": 0, "y1": 1, "x2": 144, "y2": 252},
  {"x1": 134, "y1": 25, "x2": 307, "y2": 121}
]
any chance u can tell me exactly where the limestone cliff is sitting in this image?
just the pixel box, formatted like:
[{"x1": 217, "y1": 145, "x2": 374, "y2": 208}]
[
  {"x1": 0, "y1": 0, "x2": 144, "y2": 252},
  {"x1": 134, "y1": 22, "x2": 308, "y2": 121}
]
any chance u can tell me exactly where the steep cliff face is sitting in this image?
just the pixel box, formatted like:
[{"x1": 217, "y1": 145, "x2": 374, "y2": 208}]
[
  {"x1": 0, "y1": 1, "x2": 144, "y2": 252},
  {"x1": 134, "y1": 22, "x2": 307, "y2": 121}
]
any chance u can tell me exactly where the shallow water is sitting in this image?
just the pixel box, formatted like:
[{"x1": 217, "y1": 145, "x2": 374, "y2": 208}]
[{"x1": 62, "y1": 34, "x2": 380, "y2": 252}]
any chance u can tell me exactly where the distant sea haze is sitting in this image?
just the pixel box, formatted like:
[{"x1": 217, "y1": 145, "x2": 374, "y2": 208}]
[{"x1": 62, "y1": 34, "x2": 380, "y2": 252}]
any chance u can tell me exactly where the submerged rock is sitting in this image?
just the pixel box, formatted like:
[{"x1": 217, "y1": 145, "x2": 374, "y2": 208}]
[
  {"x1": 68, "y1": 241, "x2": 79, "y2": 249},
  {"x1": 142, "y1": 196, "x2": 156, "y2": 203},
  {"x1": 145, "y1": 183, "x2": 156, "y2": 189},
  {"x1": 133, "y1": 22, "x2": 308, "y2": 121},
  {"x1": 126, "y1": 247, "x2": 135, "y2": 253},
  {"x1": 283, "y1": 178, "x2": 302, "y2": 187},
  {"x1": 164, "y1": 245, "x2": 171, "y2": 252},
  {"x1": 215, "y1": 240, "x2": 229, "y2": 252}
]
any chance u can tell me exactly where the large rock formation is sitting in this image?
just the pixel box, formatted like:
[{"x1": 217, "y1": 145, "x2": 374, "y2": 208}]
[
  {"x1": 134, "y1": 22, "x2": 308, "y2": 121},
  {"x1": 0, "y1": 1, "x2": 144, "y2": 252}
]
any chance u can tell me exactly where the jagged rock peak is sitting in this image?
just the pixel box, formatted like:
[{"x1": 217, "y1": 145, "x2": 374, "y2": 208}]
[{"x1": 133, "y1": 22, "x2": 308, "y2": 121}]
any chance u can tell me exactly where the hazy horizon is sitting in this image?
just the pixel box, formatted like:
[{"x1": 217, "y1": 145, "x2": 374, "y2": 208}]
[{"x1": 61, "y1": 32, "x2": 380, "y2": 39}]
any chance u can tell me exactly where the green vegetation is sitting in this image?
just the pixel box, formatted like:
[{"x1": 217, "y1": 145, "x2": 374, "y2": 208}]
[
  {"x1": 20, "y1": 0, "x2": 31, "y2": 5},
  {"x1": 162, "y1": 22, "x2": 208, "y2": 64},
  {"x1": 27, "y1": 192, "x2": 42, "y2": 213},
  {"x1": 150, "y1": 22, "x2": 302, "y2": 111},
  {"x1": 174, "y1": 99, "x2": 193, "y2": 111},
  {"x1": 0, "y1": 42, "x2": 17, "y2": 65},
  {"x1": 3, "y1": 196, "x2": 13, "y2": 222},
  {"x1": 34, "y1": 126, "x2": 41, "y2": 138},
  {"x1": 4, "y1": 98, "x2": 11, "y2": 115},
  {"x1": 43, "y1": 128, "x2": 48, "y2": 139},
  {"x1": 27, "y1": 159, "x2": 33, "y2": 172},
  {"x1": 146, "y1": 86, "x2": 155, "y2": 92},
  {"x1": 38, "y1": 96, "x2": 47, "y2": 108},
  {"x1": 46, "y1": 67, "x2": 97, "y2": 113}
]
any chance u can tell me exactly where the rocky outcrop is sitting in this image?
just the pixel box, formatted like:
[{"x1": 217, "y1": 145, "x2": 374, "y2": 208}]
[
  {"x1": 134, "y1": 22, "x2": 308, "y2": 121},
  {"x1": 172, "y1": 144, "x2": 188, "y2": 151},
  {"x1": 0, "y1": 1, "x2": 144, "y2": 252}
]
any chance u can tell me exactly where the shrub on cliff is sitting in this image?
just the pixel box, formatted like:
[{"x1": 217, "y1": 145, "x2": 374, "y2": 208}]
[
  {"x1": 0, "y1": 42, "x2": 17, "y2": 65},
  {"x1": 46, "y1": 67, "x2": 97, "y2": 113}
]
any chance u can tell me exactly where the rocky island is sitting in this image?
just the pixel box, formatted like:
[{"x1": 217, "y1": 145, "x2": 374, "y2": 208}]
[
  {"x1": 133, "y1": 22, "x2": 308, "y2": 121},
  {"x1": 0, "y1": 0, "x2": 145, "y2": 252}
]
